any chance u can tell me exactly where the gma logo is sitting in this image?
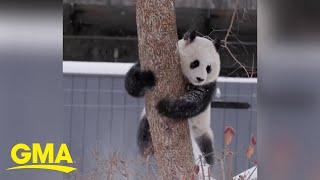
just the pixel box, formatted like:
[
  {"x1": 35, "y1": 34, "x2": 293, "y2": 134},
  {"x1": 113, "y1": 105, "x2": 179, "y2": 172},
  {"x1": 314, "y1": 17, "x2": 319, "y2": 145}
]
[{"x1": 7, "y1": 143, "x2": 76, "y2": 173}]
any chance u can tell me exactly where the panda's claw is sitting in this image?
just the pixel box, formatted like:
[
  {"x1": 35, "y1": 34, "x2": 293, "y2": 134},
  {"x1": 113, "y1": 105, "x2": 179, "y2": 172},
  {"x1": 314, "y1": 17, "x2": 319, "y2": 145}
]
[
  {"x1": 157, "y1": 98, "x2": 197, "y2": 120},
  {"x1": 156, "y1": 99, "x2": 171, "y2": 116},
  {"x1": 140, "y1": 71, "x2": 156, "y2": 88},
  {"x1": 125, "y1": 63, "x2": 156, "y2": 97}
]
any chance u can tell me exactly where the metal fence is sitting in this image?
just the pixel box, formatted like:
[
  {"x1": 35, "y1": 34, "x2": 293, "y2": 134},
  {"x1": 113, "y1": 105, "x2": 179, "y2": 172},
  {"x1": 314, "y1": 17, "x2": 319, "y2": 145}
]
[{"x1": 63, "y1": 67, "x2": 256, "y2": 179}]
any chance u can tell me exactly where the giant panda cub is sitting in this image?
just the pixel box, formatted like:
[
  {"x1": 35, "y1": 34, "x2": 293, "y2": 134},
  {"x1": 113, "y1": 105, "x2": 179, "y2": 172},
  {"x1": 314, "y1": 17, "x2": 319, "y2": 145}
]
[{"x1": 125, "y1": 30, "x2": 221, "y2": 165}]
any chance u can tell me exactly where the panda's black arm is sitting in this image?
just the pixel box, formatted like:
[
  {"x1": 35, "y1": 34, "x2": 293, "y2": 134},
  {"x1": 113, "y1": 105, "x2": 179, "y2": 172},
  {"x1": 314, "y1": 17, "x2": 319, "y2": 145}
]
[
  {"x1": 156, "y1": 82, "x2": 216, "y2": 119},
  {"x1": 125, "y1": 63, "x2": 156, "y2": 97}
]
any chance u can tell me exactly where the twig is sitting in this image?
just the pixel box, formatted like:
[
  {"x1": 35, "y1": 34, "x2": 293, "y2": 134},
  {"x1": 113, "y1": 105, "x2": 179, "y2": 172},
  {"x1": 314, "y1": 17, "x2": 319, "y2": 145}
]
[
  {"x1": 246, "y1": 166, "x2": 257, "y2": 180},
  {"x1": 222, "y1": 0, "x2": 250, "y2": 78},
  {"x1": 196, "y1": 31, "x2": 214, "y2": 42},
  {"x1": 230, "y1": 33, "x2": 249, "y2": 54},
  {"x1": 220, "y1": 158, "x2": 226, "y2": 180},
  {"x1": 227, "y1": 66, "x2": 242, "y2": 76},
  {"x1": 207, "y1": 28, "x2": 229, "y2": 37},
  {"x1": 199, "y1": 155, "x2": 206, "y2": 180},
  {"x1": 224, "y1": 0, "x2": 239, "y2": 43},
  {"x1": 224, "y1": 45, "x2": 250, "y2": 77},
  {"x1": 226, "y1": 150, "x2": 233, "y2": 180},
  {"x1": 251, "y1": 54, "x2": 255, "y2": 78}
]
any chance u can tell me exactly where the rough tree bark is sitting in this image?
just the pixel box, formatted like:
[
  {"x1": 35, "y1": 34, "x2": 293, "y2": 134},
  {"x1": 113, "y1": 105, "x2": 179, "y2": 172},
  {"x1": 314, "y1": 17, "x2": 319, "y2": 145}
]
[{"x1": 136, "y1": 0, "x2": 194, "y2": 178}]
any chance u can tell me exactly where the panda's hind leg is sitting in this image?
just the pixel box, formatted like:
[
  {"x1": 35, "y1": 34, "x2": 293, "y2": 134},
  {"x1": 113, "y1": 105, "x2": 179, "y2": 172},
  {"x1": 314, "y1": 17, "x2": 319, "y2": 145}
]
[
  {"x1": 195, "y1": 132, "x2": 214, "y2": 165},
  {"x1": 190, "y1": 107, "x2": 215, "y2": 165},
  {"x1": 137, "y1": 112, "x2": 153, "y2": 157}
]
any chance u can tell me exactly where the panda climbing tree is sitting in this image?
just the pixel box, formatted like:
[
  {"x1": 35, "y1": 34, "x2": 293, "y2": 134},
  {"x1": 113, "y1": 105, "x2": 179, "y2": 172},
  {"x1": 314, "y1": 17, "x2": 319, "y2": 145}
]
[
  {"x1": 134, "y1": 0, "x2": 195, "y2": 178},
  {"x1": 126, "y1": 31, "x2": 221, "y2": 167}
]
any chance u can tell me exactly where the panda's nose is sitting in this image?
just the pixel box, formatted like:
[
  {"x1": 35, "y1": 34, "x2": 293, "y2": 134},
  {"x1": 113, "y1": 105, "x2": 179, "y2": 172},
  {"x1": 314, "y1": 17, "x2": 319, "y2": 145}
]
[{"x1": 196, "y1": 77, "x2": 204, "y2": 82}]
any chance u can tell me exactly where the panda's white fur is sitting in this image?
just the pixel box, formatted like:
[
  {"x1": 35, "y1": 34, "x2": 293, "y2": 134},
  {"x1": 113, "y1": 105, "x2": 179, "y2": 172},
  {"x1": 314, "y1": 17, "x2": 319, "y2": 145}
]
[
  {"x1": 178, "y1": 36, "x2": 220, "y2": 86},
  {"x1": 125, "y1": 32, "x2": 220, "y2": 166},
  {"x1": 177, "y1": 36, "x2": 220, "y2": 165}
]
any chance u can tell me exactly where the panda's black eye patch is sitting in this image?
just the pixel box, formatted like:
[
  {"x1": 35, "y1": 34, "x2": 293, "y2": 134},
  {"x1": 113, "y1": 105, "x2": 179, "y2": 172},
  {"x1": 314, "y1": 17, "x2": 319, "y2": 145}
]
[
  {"x1": 190, "y1": 60, "x2": 200, "y2": 69},
  {"x1": 206, "y1": 65, "x2": 212, "y2": 73}
]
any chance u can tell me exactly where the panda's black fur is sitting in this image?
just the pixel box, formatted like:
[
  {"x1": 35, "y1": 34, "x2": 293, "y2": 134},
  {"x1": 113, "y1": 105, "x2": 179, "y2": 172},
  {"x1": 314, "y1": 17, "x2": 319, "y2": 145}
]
[
  {"x1": 125, "y1": 63, "x2": 155, "y2": 97},
  {"x1": 156, "y1": 82, "x2": 216, "y2": 120},
  {"x1": 125, "y1": 30, "x2": 221, "y2": 165}
]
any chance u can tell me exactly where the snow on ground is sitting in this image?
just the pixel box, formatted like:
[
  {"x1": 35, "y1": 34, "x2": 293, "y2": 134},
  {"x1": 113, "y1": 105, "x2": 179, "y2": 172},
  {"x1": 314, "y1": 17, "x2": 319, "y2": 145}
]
[{"x1": 233, "y1": 166, "x2": 257, "y2": 180}]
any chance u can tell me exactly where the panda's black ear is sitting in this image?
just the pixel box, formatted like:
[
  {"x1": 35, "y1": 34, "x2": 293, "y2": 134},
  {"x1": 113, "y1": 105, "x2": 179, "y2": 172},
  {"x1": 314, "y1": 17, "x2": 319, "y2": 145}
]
[
  {"x1": 213, "y1": 38, "x2": 221, "y2": 51},
  {"x1": 183, "y1": 30, "x2": 196, "y2": 43}
]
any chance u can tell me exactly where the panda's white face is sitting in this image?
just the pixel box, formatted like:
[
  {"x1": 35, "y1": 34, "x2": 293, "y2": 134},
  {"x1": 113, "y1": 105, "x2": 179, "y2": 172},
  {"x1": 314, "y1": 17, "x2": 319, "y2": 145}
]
[{"x1": 178, "y1": 36, "x2": 220, "y2": 86}]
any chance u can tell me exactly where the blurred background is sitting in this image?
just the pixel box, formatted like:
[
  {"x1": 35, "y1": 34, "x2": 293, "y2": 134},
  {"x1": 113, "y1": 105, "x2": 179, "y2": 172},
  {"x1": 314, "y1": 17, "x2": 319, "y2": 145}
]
[
  {"x1": 63, "y1": 0, "x2": 257, "y2": 77},
  {"x1": 259, "y1": 0, "x2": 320, "y2": 179}
]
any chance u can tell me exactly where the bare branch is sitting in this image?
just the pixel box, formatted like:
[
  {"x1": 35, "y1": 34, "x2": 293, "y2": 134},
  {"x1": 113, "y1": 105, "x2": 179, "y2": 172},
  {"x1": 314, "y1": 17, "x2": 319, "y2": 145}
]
[
  {"x1": 222, "y1": 0, "x2": 251, "y2": 77},
  {"x1": 224, "y1": 45, "x2": 250, "y2": 77},
  {"x1": 251, "y1": 54, "x2": 255, "y2": 78},
  {"x1": 224, "y1": 0, "x2": 239, "y2": 43}
]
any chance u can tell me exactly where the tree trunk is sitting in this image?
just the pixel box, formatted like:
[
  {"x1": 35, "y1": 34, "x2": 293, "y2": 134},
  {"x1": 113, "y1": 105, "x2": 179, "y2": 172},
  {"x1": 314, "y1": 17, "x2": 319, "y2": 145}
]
[{"x1": 136, "y1": 0, "x2": 194, "y2": 178}]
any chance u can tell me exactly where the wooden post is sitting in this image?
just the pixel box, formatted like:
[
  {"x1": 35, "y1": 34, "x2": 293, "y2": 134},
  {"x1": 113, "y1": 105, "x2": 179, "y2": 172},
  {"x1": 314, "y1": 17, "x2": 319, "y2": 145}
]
[{"x1": 136, "y1": 0, "x2": 194, "y2": 178}]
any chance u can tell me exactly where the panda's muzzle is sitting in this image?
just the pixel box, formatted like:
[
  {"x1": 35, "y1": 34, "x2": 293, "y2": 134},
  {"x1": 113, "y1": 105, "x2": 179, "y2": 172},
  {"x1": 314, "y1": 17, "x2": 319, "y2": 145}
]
[{"x1": 196, "y1": 77, "x2": 204, "y2": 82}]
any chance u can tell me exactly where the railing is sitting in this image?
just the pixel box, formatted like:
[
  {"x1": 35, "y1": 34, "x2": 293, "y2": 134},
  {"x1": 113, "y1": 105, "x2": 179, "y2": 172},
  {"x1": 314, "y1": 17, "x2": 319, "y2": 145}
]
[{"x1": 63, "y1": 61, "x2": 258, "y2": 83}]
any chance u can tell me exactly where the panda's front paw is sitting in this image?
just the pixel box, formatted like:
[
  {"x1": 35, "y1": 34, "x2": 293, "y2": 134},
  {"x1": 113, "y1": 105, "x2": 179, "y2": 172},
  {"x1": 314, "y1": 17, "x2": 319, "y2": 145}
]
[
  {"x1": 140, "y1": 71, "x2": 156, "y2": 88},
  {"x1": 156, "y1": 99, "x2": 172, "y2": 117}
]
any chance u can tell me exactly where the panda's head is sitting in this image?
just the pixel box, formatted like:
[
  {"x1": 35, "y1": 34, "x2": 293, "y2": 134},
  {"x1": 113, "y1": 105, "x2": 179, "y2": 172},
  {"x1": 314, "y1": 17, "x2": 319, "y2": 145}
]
[{"x1": 178, "y1": 31, "x2": 221, "y2": 86}]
